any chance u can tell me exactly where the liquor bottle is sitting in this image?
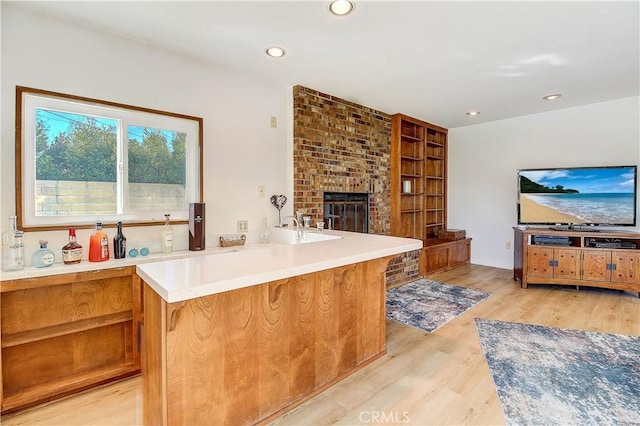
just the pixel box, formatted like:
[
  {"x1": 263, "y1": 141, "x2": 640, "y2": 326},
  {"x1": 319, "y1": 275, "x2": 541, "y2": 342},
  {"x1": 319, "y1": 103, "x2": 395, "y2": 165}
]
[
  {"x1": 32, "y1": 240, "x2": 55, "y2": 268},
  {"x1": 2, "y1": 216, "x2": 25, "y2": 271},
  {"x1": 88, "y1": 222, "x2": 109, "y2": 262},
  {"x1": 113, "y1": 221, "x2": 126, "y2": 259},
  {"x1": 259, "y1": 217, "x2": 270, "y2": 244},
  {"x1": 62, "y1": 227, "x2": 83, "y2": 264},
  {"x1": 162, "y1": 214, "x2": 173, "y2": 254}
]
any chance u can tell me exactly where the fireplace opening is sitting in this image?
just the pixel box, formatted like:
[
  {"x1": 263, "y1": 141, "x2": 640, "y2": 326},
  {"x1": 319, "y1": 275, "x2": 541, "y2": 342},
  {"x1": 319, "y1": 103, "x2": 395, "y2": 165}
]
[{"x1": 323, "y1": 192, "x2": 369, "y2": 233}]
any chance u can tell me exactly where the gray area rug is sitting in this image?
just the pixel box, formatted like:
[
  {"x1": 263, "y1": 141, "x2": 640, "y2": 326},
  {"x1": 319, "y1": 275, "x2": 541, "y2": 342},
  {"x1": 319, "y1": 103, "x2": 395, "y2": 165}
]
[
  {"x1": 475, "y1": 318, "x2": 640, "y2": 425},
  {"x1": 386, "y1": 279, "x2": 491, "y2": 332}
]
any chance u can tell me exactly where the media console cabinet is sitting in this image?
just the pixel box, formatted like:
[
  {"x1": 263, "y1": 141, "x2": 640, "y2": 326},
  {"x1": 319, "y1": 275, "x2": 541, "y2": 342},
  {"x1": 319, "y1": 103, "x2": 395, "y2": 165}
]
[{"x1": 513, "y1": 227, "x2": 640, "y2": 297}]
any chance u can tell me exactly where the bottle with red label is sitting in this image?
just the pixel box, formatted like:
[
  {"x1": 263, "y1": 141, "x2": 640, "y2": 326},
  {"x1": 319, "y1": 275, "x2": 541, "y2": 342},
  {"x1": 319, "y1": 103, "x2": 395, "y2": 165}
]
[
  {"x1": 62, "y1": 227, "x2": 83, "y2": 264},
  {"x1": 88, "y1": 222, "x2": 109, "y2": 262}
]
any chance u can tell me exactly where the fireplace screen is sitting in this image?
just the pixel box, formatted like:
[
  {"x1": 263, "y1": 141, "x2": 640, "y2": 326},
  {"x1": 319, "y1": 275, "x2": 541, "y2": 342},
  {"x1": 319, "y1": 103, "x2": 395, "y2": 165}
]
[{"x1": 323, "y1": 192, "x2": 369, "y2": 233}]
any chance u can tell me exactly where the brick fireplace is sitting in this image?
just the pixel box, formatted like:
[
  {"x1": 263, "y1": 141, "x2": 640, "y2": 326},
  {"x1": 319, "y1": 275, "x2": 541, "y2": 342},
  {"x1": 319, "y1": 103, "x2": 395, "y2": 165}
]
[
  {"x1": 293, "y1": 85, "x2": 420, "y2": 286},
  {"x1": 292, "y1": 86, "x2": 391, "y2": 234}
]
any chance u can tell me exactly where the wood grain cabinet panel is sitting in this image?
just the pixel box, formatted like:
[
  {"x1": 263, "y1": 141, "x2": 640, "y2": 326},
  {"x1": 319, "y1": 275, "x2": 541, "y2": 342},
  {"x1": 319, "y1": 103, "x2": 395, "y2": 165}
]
[
  {"x1": 526, "y1": 246, "x2": 553, "y2": 277},
  {"x1": 611, "y1": 252, "x2": 640, "y2": 283},
  {"x1": 142, "y1": 257, "x2": 391, "y2": 425},
  {"x1": 514, "y1": 228, "x2": 640, "y2": 295},
  {"x1": 420, "y1": 238, "x2": 472, "y2": 276},
  {"x1": 583, "y1": 250, "x2": 640, "y2": 284},
  {"x1": 582, "y1": 250, "x2": 612, "y2": 281},
  {"x1": 554, "y1": 249, "x2": 580, "y2": 279},
  {"x1": 527, "y1": 247, "x2": 579, "y2": 279},
  {"x1": 0, "y1": 267, "x2": 142, "y2": 414}
]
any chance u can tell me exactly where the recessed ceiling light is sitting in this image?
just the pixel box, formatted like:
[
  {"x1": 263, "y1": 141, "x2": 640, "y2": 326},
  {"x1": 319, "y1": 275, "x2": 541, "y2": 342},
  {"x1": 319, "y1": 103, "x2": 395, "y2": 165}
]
[
  {"x1": 329, "y1": 0, "x2": 355, "y2": 16},
  {"x1": 265, "y1": 47, "x2": 286, "y2": 58},
  {"x1": 466, "y1": 111, "x2": 480, "y2": 116},
  {"x1": 543, "y1": 94, "x2": 562, "y2": 101}
]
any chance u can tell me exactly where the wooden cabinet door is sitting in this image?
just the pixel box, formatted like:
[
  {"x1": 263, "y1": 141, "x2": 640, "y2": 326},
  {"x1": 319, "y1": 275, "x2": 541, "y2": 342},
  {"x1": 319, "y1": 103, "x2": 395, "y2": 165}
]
[
  {"x1": 527, "y1": 247, "x2": 578, "y2": 279},
  {"x1": 611, "y1": 251, "x2": 640, "y2": 284},
  {"x1": 527, "y1": 246, "x2": 553, "y2": 277},
  {"x1": 425, "y1": 245, "x2": 450, "y2": 273},
  {"x1": 450, "y1": 240, "x2": 470, "y2": 266},
  {"x1": 554, "y1": 248, "x2": 579, "y2": 279},
  {"x1": 582, "y1": 250, "x2": 612, "y2": 281}
]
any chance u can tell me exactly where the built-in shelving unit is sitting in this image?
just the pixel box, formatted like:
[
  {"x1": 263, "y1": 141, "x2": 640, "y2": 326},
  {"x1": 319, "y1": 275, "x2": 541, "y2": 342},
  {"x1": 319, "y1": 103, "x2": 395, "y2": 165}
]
[
  {"x1": 424, "y1": 127, "x2": 446, "y2": 239},
  {"x1": 0, "y1": 267, "x2": 142, "y2": 414},
  {"x1": 398, "y1": 119, "x2": 423, "y2": 239},
  {"x1": 391, "y1": 114, "x2": 448, "y2": 240},
  {"x1": 391, "y1": 113, "x2": 471, "y2": 276}
]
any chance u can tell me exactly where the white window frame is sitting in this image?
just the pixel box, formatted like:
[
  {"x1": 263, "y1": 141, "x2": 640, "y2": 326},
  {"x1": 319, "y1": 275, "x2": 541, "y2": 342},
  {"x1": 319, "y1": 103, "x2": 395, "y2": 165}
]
[{"x1": 16, "y1": 86, "x2": 203, "y2": 230}]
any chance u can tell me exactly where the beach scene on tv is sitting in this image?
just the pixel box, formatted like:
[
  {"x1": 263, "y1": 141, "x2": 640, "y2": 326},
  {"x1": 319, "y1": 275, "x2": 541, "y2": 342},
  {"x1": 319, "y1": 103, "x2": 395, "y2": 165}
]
[{"x1": 518, "y1": 167, "x2": 637, "y2": 225}]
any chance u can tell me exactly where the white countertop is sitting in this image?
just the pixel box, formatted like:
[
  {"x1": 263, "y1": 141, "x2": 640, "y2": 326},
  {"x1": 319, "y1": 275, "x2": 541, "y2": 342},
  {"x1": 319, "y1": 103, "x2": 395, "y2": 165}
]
[
  {"x1": 0, "y1": 242, "x2": 233, "y2": 282},
  {"x1": 137, "y1": 229, "x2": 422, "y2": 303}
]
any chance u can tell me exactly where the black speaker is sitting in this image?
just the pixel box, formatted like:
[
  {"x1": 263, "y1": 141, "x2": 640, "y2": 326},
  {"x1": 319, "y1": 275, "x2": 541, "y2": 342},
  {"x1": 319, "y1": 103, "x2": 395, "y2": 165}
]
[{"x1": 189, "y1": 203, "x2": 205, "y2": 251}]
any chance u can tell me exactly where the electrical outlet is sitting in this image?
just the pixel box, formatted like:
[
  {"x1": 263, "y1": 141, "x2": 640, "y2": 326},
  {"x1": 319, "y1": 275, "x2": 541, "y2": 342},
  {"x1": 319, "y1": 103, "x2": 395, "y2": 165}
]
[
  {"x1": 258, "y1": 185, "x2": 265, "y2": 197},
  {"x1": 505, "y1": 241, "x2": 512, "y2": 250},
  {"x1": 237, "y1": 220, "x2": 248, "y2": 233},
  {"x1": 270, "y1": 116, "x2": 277, "y2": 128}
]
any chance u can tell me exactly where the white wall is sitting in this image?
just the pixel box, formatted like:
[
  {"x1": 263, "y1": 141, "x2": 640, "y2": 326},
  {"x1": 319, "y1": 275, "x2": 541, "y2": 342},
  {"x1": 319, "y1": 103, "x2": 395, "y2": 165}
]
[
  {"x1": 1, "y1": 4, "x2": 291, "y2": 262},
  {"x1": 448, "y1": 97, "x2": 640, "y2": 269},
  {"x1": 3, "y1": 4, "x2": 639, "y2": 270}
]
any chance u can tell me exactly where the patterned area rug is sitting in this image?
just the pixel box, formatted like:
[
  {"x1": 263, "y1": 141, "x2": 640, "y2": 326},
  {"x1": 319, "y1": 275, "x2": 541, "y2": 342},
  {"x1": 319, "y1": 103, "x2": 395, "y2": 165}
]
[
  {"x1": 475, "y1": 318, "x2": 640, "y2": 425},
  {"x1": 386, "y1": 279, "x2": 491, "y2": 333}
]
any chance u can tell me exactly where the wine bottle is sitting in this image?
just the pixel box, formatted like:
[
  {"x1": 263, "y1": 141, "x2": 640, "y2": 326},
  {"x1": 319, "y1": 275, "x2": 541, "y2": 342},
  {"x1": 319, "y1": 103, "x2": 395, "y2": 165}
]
[
  {"x1": 32, "y1": 240, "x2": 55, "y2": 268},
  {"x1": 162, "y1": 214, "x2": 173, "y2": 254},
  {"x1": 113, "y1": 221, "x2": 126, "y2": 259},
  {"x1": 88, "y1": 222, "x2": 109, "y2": 262},
  {"x1": 62, "y1": 227, "x2": 83, "y2": 264}
]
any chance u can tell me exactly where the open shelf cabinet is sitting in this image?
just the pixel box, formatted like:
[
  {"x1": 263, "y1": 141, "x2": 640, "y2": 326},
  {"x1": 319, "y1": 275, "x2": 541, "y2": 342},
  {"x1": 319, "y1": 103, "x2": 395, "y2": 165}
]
[
  {"x1": 391, "y1": 113, "x2": 471, "y2": 276},
  {"x1": 391, "y1": 113, "x2": 448, "y2": 241},
  {"x1": 0, "y1": 266, "x2": 142, "y2": 414}
]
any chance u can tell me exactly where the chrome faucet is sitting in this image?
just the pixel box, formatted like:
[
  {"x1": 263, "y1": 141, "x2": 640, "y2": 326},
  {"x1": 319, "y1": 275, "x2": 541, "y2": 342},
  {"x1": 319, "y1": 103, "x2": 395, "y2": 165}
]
[
  {"x1": 280, "y1": 215, "x2": 303, "y2": 243},
  {"x1": 280, "y1": 215, "x2": 298, "y2": 228}
]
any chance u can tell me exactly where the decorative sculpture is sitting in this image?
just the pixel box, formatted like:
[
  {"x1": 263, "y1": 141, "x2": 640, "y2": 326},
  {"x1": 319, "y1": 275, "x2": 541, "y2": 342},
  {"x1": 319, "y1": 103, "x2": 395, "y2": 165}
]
[{"x1": 270, "y1": 194, "x2": 287, "y2": 226}]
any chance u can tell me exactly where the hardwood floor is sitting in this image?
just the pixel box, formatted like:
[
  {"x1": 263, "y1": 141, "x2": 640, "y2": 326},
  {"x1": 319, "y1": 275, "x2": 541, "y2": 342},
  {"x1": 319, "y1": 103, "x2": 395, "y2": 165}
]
[{"x1": 2, "y1": 264, "x2": 638, "y2": 425}]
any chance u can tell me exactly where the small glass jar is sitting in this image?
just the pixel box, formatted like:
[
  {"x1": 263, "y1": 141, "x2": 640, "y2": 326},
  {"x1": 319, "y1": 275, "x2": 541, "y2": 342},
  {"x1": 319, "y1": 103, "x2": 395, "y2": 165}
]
[{"x1": 32, "y1": 240, "x2": 55, "y2": 268}]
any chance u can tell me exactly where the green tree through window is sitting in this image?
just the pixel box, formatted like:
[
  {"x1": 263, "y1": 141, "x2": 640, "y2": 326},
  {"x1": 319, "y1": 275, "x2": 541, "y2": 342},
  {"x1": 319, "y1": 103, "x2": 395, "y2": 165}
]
[
  {"x1": 18, "y1": 86, "x2": 202, "y2": 229},
  {"x1": 36, "y1": 114, "x2": 118, "y2": 182}
]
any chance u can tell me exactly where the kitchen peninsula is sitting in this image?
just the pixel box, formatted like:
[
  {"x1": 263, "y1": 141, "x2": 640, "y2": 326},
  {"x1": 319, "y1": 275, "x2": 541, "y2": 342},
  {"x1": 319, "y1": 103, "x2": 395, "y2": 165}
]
[{"x1": 137, "y1": 228, "x2": 421, "y2": 425}]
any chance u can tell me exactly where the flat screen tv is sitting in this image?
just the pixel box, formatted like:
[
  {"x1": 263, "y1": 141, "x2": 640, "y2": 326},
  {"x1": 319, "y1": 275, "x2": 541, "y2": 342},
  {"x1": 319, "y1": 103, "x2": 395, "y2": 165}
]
[{"x1": 517, "y1": 165, "x2": 638, "y2": 228}]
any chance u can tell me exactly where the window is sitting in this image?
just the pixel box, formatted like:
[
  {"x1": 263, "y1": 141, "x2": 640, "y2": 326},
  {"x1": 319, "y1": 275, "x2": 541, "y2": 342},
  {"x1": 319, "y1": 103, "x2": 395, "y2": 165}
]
[{"x1": 16, "y1": 86, "x2": 203, "y2": 230}]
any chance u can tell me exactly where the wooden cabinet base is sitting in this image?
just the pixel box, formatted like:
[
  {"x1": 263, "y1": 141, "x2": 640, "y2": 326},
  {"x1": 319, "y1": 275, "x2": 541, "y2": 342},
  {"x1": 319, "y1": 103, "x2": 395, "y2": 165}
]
[
  {"x1": 142, "y1": 257, "x2": 392, "y2": 425},
  {"x1": 0, "y1": 267, "x2": 142, "y2": 414},
  {"x1": 420, "y1": 238, "x2": 471, "y2": 276}
]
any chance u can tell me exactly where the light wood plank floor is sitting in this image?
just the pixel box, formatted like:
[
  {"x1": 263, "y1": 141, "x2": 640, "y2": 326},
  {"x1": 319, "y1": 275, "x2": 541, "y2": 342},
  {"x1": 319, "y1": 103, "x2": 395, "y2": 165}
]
[{"x1": 3, "y1": 264, "x2": 639, "y2": 425}]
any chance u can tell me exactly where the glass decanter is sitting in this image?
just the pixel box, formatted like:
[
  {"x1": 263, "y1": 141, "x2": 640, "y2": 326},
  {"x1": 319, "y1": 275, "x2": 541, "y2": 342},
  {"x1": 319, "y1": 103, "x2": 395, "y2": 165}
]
[{"x1": 2, "y1": 216, "x2": 25, "y2": 271}]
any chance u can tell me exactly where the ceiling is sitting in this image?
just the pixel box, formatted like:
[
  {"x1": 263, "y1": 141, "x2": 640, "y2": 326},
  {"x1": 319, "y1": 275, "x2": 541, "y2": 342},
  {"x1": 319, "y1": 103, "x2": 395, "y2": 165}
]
[{"x1": 13, "y1": 1, "x2": 640, "y2": 128}]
